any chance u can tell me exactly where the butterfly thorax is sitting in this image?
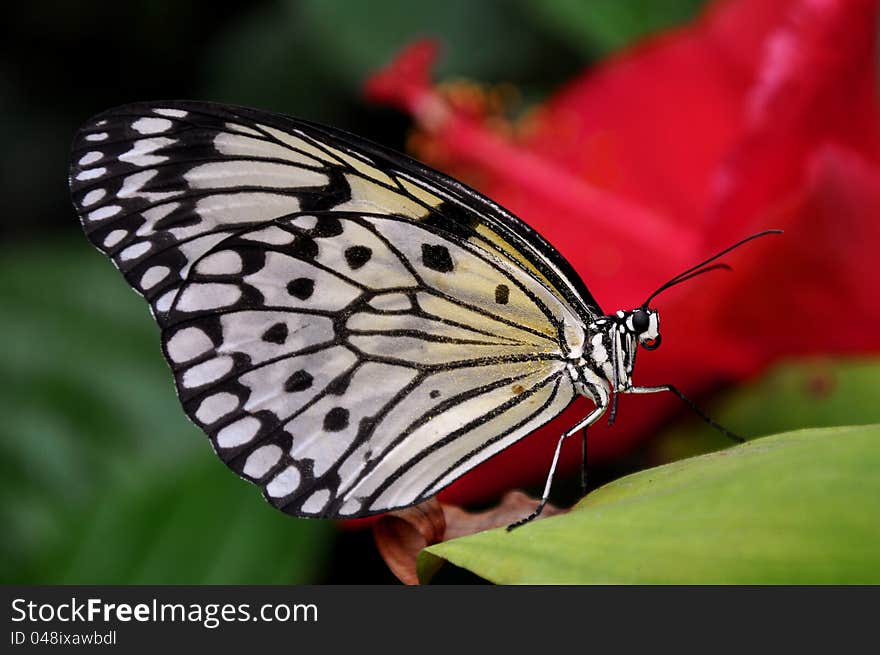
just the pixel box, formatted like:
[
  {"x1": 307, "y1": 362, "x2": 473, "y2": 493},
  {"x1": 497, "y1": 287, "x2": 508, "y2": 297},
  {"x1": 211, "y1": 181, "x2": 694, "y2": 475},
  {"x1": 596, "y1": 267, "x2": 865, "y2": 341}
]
[{"x1": 568, "y1": 308, "x2": 660, "y2": 404}]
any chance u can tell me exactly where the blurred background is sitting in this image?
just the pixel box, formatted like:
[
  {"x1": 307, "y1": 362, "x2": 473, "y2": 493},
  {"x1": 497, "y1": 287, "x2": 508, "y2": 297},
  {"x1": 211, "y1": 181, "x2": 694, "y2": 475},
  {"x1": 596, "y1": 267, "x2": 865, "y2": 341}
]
[{"x1": 2, "y1": 0, "x2": 878, "y2": 584}]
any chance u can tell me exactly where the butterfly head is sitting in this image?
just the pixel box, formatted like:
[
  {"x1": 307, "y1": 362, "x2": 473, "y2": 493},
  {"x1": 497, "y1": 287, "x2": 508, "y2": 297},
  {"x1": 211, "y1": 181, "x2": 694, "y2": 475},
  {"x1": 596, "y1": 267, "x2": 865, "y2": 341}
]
[
  {"x1": 630, "y1": 230, "x2": 786, "y2": 353},
  {"x1": 625, "y1": 307, "x2": 661, "y2": 351}
]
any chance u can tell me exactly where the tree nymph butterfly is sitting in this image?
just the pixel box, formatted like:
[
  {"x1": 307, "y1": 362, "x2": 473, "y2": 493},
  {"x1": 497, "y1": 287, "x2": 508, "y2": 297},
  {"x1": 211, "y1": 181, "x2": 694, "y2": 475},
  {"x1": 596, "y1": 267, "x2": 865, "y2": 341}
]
[{"x1": 68, "y1": 102, "x2": 780, "y2": 529}]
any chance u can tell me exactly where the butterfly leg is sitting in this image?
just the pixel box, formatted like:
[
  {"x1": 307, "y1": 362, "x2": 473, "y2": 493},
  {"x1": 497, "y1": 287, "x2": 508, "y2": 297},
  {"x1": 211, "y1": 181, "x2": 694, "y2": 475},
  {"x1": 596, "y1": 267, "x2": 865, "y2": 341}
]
[
  {"x1": 506, "y1": 402, "x2": 607, "y2": 531},
  {"x1": 627, "y1": 384, "x2": 743, "y2": 443},
  {"x1": 580, "y1": 426, "x2": 589, "y2": 496}
]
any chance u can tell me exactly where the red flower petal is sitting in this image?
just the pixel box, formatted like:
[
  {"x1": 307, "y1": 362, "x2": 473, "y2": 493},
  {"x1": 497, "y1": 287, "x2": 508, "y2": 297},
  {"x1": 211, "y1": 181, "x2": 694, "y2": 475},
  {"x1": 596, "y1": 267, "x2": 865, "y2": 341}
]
[
  {"x1": 364, "y1": 39, "x2": 446, "y2": 125},
  {"x1": 715, "y1": 145, "x2": 880, "y2": 357},
  {"x1": 708, "y1": 0, "x2": 880, "y2": 247}
]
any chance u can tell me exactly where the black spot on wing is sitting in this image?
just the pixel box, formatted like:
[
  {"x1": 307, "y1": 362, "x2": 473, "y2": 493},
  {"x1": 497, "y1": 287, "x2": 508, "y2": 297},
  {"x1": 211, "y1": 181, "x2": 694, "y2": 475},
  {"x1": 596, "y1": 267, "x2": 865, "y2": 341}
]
[
  {"x1": 344, "y1": 245, "x2": 372, "y2": 270},
  {"x1": 284, "y1": 369, "x2": 314, "y2": 393},
  {"x1": 495, "y1": 284, "x2": 510, "y2": 304},
  {"x1": 286, "y1": 277, "x2": 315, "y2": 300},
  {"x1": 261, "y1": 322, "x2": 289, "y2": 345},
  {"x1": 420, "y1": 201, "x2": 479, "y2": 240},
  {"x1": 290, "y1": 234, "x2": 319, "y2": 260},
  {"x1": 312, "y1": 216, "x2": 344, "y2": 238},
  {"x1": 421, "y1": 243, "x2": 454, "y2": 273},
  {"x1": 323, "y1": 407, "x2": 349, "y2": 432}
]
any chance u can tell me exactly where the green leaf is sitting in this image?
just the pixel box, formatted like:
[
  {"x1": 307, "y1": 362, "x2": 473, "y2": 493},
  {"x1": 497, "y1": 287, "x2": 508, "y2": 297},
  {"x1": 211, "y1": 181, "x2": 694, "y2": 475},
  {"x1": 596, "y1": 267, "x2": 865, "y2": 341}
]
[
  {"x1": 0, "y1": 240, "x2": 335, "y2": 583},
  {"x1": 202, "y1": 0, "x2": 581, "y2": 120},
  {"x1": 653, "y1": 357, "x2": 880, "y2": 463},
  {"x1": 421, "y1": 425, "x2": 880, "y2": 584},
  {"x1": 522, "y1": 0, "x2": 708, "y2": 57},
  {"x1": 294, "y1": 0, "x2": 554, "y2": 82}
]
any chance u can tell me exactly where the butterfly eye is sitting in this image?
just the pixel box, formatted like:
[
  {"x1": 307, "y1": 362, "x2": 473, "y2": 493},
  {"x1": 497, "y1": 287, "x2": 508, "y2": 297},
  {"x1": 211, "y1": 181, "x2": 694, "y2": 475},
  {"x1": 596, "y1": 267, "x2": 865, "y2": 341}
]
[
  {"x1": 631, "y1": 309, "x2": 650, "y2": 334},
  {"x1": 642, "y1": 334, "x2": 662, "y2": 350}
]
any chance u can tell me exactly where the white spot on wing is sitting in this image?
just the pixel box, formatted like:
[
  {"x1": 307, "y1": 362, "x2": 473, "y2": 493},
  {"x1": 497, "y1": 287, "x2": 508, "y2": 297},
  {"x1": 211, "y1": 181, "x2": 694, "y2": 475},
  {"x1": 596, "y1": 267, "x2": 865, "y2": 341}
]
[
  {"x1": 154, "y1": 288, "x2": 177, "y2": 313},
  {"x1": 76, "y1": 167, "x2": 106, "y2": 181},
  {"x1": 82, "y1": 188, "x2": 106, "y2": 206},
  {"x1": 154, "y1": 108, "x2": 188, "y2": 118},
  {"x1": 85, "y1": 132, "x2": 108, "y2": 142},
  {"x1": 291, "y1": 215, "x2": 318, "y2": 230},
  {"x1": 182, "y1": 356, "x2": 234, "y2": 388},
  {"x1": 338, "y1": 498, "x2": 362, "y2": 516},
  {"x1": 195, "y1": 392, "x2": 238, "y2": 424},
  {"x1": 102, "y1": 229, "x2": 127, "y2": 248},
  {"x1": 132, "y1": 117, "x2": 173, "y2": 134},
  {"x1": 166, "y1": 326, "x2": 213, "y2": 363},
  {"x1": 78, "y1": 151, "x2": 103, "y2": 166},
  {"x1": 368, "y1": 293, "x2": 412, "y2": 311},
  {"x1": 87, "y1": 205, "x2": 121, "y2": 222},
  {"x1": 301, "y1": 489, "x2": 330, "y2": 514},
  {"x1": 175, "y1": 283, "x2": 241, "y2": 312},
  {"x1": 243, "y1": 444, "x2": 282, "y2": 479},
  {"x1": 240, "y1": 226, "x2": 295, "y2": 246},
  {"x1": 140, "y1": 265, "x2": 170, "y2": 289},
  {"x1": 119, "y1": 241, "x2": 152, "y2": 261},
  {"x1": 198, "y1": 250, "x2": 243, "y2": 275},
  {"x1": 266, "y1": 465, "x2": 300, "y2": 497},
  {"x1": 216, "y1": 417, "x2": 260, "y2": 449}
]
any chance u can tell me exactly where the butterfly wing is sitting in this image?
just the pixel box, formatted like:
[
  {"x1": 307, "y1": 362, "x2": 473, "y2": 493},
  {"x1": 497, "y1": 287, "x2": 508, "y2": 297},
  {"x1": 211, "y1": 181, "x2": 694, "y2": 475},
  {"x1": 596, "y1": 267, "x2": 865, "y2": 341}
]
[{"x1": 69, "y1": 101, "x2": 594, "y2": 517}]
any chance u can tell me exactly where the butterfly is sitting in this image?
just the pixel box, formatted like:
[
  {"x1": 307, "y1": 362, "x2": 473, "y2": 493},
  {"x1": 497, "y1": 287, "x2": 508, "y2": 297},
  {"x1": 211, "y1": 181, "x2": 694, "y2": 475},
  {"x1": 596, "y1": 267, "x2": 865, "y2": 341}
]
[{"x1": 69, "y1": 101, "x2": 779, "y2": 528}]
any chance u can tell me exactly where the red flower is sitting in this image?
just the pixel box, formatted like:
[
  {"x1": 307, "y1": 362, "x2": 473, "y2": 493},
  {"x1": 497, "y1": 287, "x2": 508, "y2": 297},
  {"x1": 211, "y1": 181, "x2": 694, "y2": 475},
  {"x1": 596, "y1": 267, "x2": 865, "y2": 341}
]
[{"x1": 365, "y1": 0, "x2": 880, "y2": 507}]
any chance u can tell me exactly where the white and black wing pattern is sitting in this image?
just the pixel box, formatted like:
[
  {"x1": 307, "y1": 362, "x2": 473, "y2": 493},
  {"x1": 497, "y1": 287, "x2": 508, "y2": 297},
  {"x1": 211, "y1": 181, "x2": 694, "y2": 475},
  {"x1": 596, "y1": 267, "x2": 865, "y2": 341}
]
[{"x1": 69, "y1": 101, "x2": 596, "y2": 518}]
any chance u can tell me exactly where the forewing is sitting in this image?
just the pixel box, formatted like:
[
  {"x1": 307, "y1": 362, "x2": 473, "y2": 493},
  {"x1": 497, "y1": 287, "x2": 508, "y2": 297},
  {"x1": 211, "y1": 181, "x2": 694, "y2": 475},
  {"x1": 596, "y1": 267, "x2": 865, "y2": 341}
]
[{"x1": 69, "y1": 101, "x2": 601, "y2": 325}]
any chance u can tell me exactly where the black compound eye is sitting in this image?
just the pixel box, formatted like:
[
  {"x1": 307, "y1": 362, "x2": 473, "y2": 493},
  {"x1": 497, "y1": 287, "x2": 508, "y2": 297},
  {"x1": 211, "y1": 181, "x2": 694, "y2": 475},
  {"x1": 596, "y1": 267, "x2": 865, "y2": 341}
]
[{"x1": 631, "y1": 309, "x2": 650, "y2": 333}]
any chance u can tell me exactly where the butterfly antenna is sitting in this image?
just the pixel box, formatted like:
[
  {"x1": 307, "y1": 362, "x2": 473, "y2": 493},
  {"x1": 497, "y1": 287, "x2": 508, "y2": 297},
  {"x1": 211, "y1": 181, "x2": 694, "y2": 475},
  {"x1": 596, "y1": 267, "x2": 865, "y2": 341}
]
[
  {"x1": 643, "y1": 263, "x2": 732, "y2": 305},
  {"x1": 642, "y1": 229, "x2": 783, "y2": 307}
]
